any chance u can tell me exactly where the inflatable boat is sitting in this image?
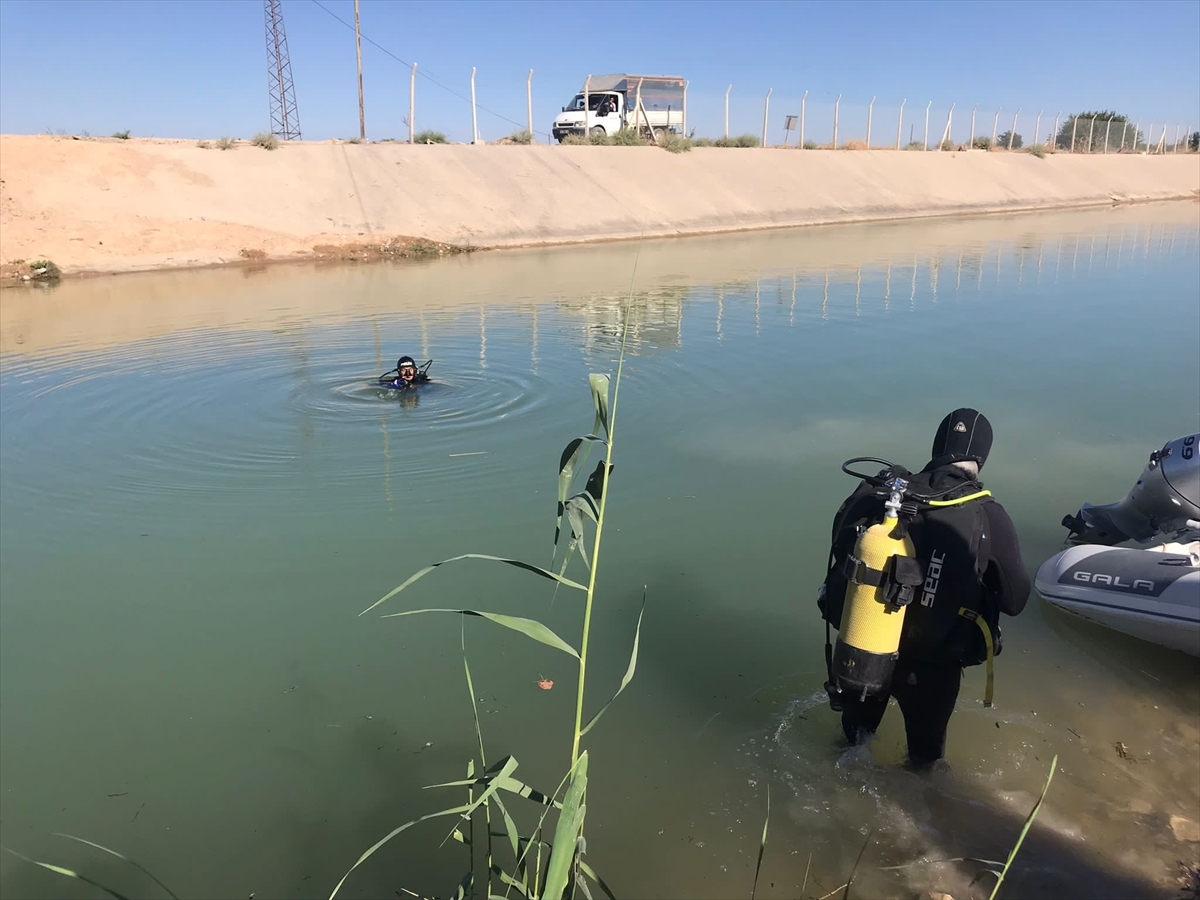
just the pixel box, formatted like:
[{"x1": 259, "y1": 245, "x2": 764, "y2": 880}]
[{"x1": 1034, "y1": 433, "x2": 1200, "y2": 657}]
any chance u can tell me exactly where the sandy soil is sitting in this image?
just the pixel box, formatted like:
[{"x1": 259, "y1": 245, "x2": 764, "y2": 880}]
[{"x1": 0, "y1": 134, "x2": 1197, "y2": 279}]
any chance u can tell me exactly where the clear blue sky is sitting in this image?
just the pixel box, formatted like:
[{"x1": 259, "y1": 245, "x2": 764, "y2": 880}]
[{"x1": 1, "y1": 0, "x2": 1197, "y2": 145}]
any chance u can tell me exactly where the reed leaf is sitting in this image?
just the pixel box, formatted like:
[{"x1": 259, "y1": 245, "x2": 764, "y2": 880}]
[
  {"x1": 543, "y1": 752, "x2": 589, "y2": 900},
  {"x1": 588, "y1": 374, "x2": 611, "y2": 438},
  {"x1": 580, "y1": 591, "x2": 645, "y2": 736},
  {"x1": 1, "y1": 847, "x2": 132, "y2": 900},
  {"x1": 333, "y1": 758, "x2": 520, "y2": 899},
  {"x1": 491, "y1": 793, "x2": 522, "y2": 866},
  {"x1": 987, "y1": 753, "x2": 1057, "y2": 900},
  {"x1": 381, "y1": 610, "x2": 580, "y2": 659},
  {"x1": 362, "y1": 556, "x2": 586, "y2": 617},
  {"x1": 750, "y1": 784, "x2": 770, "y2": 900},
  {"x1": 489, "y1": 863, "x2": 530, "y2": 898},
  {"x1": 54, "y1": 833, "x2": 179, "y2": 900},
  {"x1": 450, "y1": 871, "x2": 474, "y2": 900},
  {"x1": 329, "y1": 805, "x2": 470, "y2": 899},
  {"x1": 556, "y1": 435, "x2": 607, "y2": 551},
  {"x1": 578, "y1": 860, "x2": 616, "y2": 900}
]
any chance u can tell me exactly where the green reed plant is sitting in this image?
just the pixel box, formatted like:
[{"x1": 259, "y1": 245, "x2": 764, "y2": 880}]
[{"x1": 328, "y1": 292, "x2": 643, "y2": 899}]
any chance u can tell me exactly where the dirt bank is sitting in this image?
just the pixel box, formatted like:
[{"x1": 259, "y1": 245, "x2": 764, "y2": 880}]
[{"x1": 1, "y1": 134, "x2": 1197, "y2": 278}]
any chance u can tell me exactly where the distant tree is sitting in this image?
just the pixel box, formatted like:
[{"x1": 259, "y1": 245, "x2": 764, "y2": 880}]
[
  {"x1": 996, "y1": 130, "x2": 1024, "y2": 150},
  {"x1": 1190, "y1": 131, "x2": 1199, "y2": 152},
  {"x1": 1056, "y1": 111, "x2": 1139, "y2": 153}
]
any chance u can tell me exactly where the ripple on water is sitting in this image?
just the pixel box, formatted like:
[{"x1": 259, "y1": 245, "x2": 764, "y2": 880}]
[{"x1": 0, "y1": 321, "x2": 559, "y2": 526}]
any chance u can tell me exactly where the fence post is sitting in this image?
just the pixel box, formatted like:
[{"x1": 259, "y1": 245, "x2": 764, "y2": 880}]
[
  {"x1": 1174, "y1": 122, "x2": 1182, "y2": 152},
  {"x1": 866, "y1": 96, "x2": 874, "y2": 149},
  {"x1": 762, "y1": 88, "x2": 773, "y2": 148},
  {"x1": 636, "y1": 78, "x2": 644, "y2": 137},
  {"x1": 583, "y1": 76, "x2": 592, "y2": 139},
  {"x1": 1009, "y1": 108, "x2": 1020, "y2": 149},
  {"x1": 970, "y1": 104, "x2": 978, "y2": 147},
  {"x1": 1086, "y1": 115, "x2": 1095, "y2": 153},
  {"x1": 527, "y1": 69, "x2": 533, "y2": 139},
  {"x1": 1120, "y1": 118, "x2": 1128, "y2": 152},
  {"x1": 724, "y1": 84, "x2": 731, "y2": 139},
  {"x1": 682, "y1": 80, "x2": 688, "y2": 138},
  {"x1": 992, "y1": 107, "x2": 1001, "y2": 146},
  {"x1": 937, "y1": 103, "x2": 953, "y2": 150},
  {"x1": 1052, "y1": 112, "x2": 1061, "y2": 150},
  {"x1": 354, "y1": 0, "x2": 365, "y2": 140},
  {"x1": 1104, "y1": 115, "x2": 1114, "y2": 153},
  {"x1": 1071, "y1": 114, "x2": 1078, "y2": 152},
  {"x1": 896, "y1": 99, "x2": 905, "y2": 149},
  {"x1": 800, "y1": 90, "x2": 807, "y2": 148},
  {"x1": 923, "y1": 101, "x2": 931, "y2": 150},
  {"x1": 832, "y1": 94, "x2": 841, "y2": 148},
  {"x1": 409, "y1": 62, "x2": 416, "y2": 143},
  {"x1": 1147, "y1": 122, "x2": 1154, "y2": 153},
  {"x1": 470, "y1": 67, "x2": 479, "y2": 143},
  {"x1": 1034, "y1": 110, "x2": 1042, "y2": 147}
]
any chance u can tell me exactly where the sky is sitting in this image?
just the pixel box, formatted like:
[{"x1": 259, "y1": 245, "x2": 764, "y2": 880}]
[{"x1": 1, "y1": 0, "x2": 1198, "y2": 146}]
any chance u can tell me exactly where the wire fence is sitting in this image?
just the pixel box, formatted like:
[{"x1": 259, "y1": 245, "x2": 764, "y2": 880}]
[
  {"x1": 305, "y1": 2, "x2": 1198, "y2": 153},
  {"x1": 360, "y1": 65, "x2": 1200, "y2": 155}
]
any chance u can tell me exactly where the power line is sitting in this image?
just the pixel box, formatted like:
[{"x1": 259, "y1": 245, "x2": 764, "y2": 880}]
[{"x1": 308, "y1": 0, "x2": 548, "y2": 139}]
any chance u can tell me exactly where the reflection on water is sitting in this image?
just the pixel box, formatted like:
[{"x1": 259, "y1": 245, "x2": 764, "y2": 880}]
[{"x1": 1, "y1": 205, "x2": 1198, "y2": 900}]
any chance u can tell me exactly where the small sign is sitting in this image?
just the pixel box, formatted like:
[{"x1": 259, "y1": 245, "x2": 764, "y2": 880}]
[{"x1": 784, "y1": 115, "x2": 798, "y2": 130}]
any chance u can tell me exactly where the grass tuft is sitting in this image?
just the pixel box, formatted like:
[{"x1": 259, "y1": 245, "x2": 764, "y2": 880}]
[
  {"x1": 216, "y1": 136, "x2": 236, "y2": 150},
  {"x1": 610, "y1": 127, "x2": 646, "y2": 146},
  {"x1": 414, "y1": 130, "x2": 448, "y2": 144},
  {"x1": 714, "y1": 134, "x2": 760, "y2": 148},
  {"x1": 30, "y1": 260, "x2": 61, "y2": 280},
  {"x1": 250, "y1": 132, "x2": 279, "y2": 150},
  {"x1": 111, "y1": 130, "x2": 130, "y2": 140},
  {"x1": 509, "y1": 129, "x2": 533, "y2": 144},
  {"x1": 1026, "y1": 144, "x2": 1047, "y2": 158},
  {"x1": 659, "y1": 132, "x2": 692, "y2": 153}
]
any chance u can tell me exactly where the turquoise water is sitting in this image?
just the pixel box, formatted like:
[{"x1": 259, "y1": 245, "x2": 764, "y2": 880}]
[{"x1": 1, "y1": 206, "x2": 1198, "y2": 899}]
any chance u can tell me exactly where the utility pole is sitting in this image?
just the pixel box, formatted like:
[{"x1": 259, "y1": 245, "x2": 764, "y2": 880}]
[
  {"x1": 263, "y1": 0, "x2": 301, "y2": 140},
  {"x1": 355, "y1": 0, "x2": 365, "y2": 140}
]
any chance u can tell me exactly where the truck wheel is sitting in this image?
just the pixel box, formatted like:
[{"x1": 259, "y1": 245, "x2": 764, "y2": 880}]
[
  {"x1": 590, "y1": 126, "x2": 606, "y2": 139},
  {"x1": 652, "y1": 127, "x2": 666, "y2": 144}
]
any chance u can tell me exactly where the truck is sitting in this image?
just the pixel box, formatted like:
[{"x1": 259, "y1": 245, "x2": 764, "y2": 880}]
[{"x1": 552, "y1": 74, "x2": 685, "y2": 143}]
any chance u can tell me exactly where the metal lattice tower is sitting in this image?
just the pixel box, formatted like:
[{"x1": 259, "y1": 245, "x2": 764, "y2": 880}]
[{"x1": 264, "y1": 0, "x2": 301, "y2": 140}]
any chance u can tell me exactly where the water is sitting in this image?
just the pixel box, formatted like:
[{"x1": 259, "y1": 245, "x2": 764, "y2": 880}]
[{"x1": 2, "y1": 205, "x2": 1198, "y2": 900}]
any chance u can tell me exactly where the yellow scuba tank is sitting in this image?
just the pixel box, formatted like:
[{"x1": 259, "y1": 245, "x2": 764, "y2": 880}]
[{"x1": 831, "y1": 478, "x2": 923, "y2": 701}]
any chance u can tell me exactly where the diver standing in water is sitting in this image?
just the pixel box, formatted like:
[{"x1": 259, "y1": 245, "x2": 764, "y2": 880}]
[
  {"x1": 378, "y1": 356, "x2": 432, "y2": 390},
  {"x1": 817, "y1": 408, "x2": 1031, "y2": 769}
]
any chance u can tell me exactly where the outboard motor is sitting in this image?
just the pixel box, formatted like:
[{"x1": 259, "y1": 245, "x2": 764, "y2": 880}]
[{"x1": 1062, "y1": 434, "x2": 1200, "y2": 544}]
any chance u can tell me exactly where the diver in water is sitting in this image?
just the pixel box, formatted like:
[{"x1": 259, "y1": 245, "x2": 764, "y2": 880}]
[
  {"x1": 817, "y1": 408, "x2": 1031, "y2": 769},
  {"x1": 378, "y1": 356, "x2": 432, "y2": 390}
]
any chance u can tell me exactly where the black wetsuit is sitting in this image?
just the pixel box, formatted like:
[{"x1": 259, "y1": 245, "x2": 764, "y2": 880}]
[{"x1": 821, "y1": 462, "x2": 1030, "y2": 766}]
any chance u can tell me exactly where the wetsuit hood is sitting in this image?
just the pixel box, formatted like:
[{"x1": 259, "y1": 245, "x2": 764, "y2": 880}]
[{"x1": 930, "y1": 408, "x2": 992, "y2": 470}]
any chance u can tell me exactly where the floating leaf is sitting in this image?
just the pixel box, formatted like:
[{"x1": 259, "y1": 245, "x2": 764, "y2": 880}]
[
  {"x1": 382, "y1": 609, "x2": 580, "y2": 659},
  {"x1": 581, "y1": 591, "x2": 646, "y2": 736},
  {"x1": 543, "y1": 752, "x2": 589, "y2": 900},
  {"x1": 362, "y1": 555, "x2": 586, "y2": 617}
]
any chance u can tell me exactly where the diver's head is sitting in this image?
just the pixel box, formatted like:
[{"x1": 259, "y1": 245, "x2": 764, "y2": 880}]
[
  {"x1": 931, "y1": 408, "x2": 992, "y2": 471},
  {"x1": 397, "y1": 356, "x2": 417, "y2": 382}
]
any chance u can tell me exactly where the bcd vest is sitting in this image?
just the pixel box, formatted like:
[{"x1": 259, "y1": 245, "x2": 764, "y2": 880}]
[{"x1": 821, "y1": 468, "x2": 1001, "y2": 668}]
